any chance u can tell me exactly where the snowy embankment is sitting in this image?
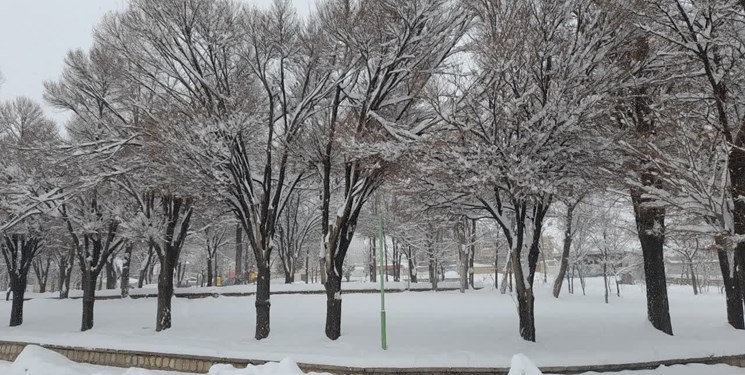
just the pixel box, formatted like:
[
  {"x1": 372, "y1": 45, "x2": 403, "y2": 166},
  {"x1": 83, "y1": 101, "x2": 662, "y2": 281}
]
[
  {"x1": 0, "y1": 345, "x2": 329, "y2": 375},
  {"x1": 508, "y1": 353, "x2": 745, "y2": 375},
  {"x1": 1, "y1": 277, "x2": 743, "y2": 369}
]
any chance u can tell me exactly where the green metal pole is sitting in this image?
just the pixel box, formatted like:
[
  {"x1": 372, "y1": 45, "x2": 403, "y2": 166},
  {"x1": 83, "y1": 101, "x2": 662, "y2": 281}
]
[{"x1": 378, "y1": 213, "x2": 388, "y2": 350}]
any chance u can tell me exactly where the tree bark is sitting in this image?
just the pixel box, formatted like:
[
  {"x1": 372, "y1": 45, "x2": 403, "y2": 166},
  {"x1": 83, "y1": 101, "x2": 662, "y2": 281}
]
[
  {"x1": 429, "y1": 252, "x2": 438, "y2": 291},
  {"x1": 138, "y1": 244, "x2": 154, "y2": 289},
  {"x1": 58, "y1": 253, "x2": 72, "y2": 299},
  {"x1": 408, "y1": 255, "x2": 417, "y2": 283},
  {"x1": 284, "y1": 269, "x2": 294, "y2": 284},
  {"x1": 688, "y1": 260, "x2": 698, "y2": 296},
  {"x1": 553, "y1": 202, "x2": 575, "y2": 298},
  {"x1": 255, "y1": 264, "x2": 271, "y2": 340},
  {"x1": 105, "y1": 257, "x2": 117, "y2": 289},
  {"x1": 80, "y1": 272, "x2": 97, "y2": 331},
  {"x1": 516, "y1": 285, "x2": 535, "y2": 342},
  {"x1": 206, "y1": 257, "x2": 214, "y2": 287},
  {"x1": 631, "y1": 182, "x2": 673, "y2": 335},
  {"x1": 469, "y1": 219, "x2": 476, "y2": 288},
  {"x1": 324, "y1": 273, "x2": 342, "y2": 340},
  {"x1": 235, "y1": 223, "x2": 243, "y2": 281},
  {"x1": 156, "y1": 259, "x2": 175, "y2": 332},
  {"x1": 9, "y1": 276, "x2": 27, "y2": 327},
  {"x1": 121, "y1": 244, "x2": 132, "y2": 298},
  {"x1": 717, "y1": 248, "x2": 744, "y2": 329},
  {"x1": 369, "y1": 236, "x2": 376, "y2": 283}
]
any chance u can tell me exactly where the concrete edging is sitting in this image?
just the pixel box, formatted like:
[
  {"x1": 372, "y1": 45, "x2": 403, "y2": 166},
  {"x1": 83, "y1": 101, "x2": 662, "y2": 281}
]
[{"x1": 0, "y1": 340, "x2": 743, "y2": 374}]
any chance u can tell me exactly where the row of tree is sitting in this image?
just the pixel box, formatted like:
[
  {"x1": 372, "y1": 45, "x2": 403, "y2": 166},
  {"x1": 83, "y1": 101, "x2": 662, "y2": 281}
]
[{"x1": 1, "y1": 0, "x2": 744, "y2": 344}]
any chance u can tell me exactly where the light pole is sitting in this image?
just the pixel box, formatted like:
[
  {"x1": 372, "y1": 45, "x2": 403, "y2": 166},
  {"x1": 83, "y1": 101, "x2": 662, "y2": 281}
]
[{"x1": 377, "y1": 205, "x2": 388, "y2": 350}]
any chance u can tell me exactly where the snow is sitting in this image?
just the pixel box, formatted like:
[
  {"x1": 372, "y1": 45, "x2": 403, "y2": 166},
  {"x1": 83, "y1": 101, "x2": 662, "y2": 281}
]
[
  {"x1": 0, "y1": 345, "x2": 329, "y2": 375},
  {"x1": 209, "y1": 359, "x2": 329, "y2": 375},
  {"x1": 508, "y1": 354, "x2": 542, "y2": 375},
  {"x1": 1, "y1": 278, "x2": 744, "y2": 369},
  {"x1": 0, "y1": 345, "x2": 194, "y2": 375},
  {"x1": 567, "y1": 364, "x2": 745, "y2": 375}
]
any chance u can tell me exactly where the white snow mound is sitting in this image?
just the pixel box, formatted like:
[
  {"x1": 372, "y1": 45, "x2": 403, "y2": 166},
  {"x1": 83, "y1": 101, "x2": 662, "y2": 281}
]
[
  {"x1": 507, "y1": 353, "x2": 543, "y2": 375},
  {"x1": 209, "y1": 358, "x2": 330, "y2": 375},
  {"x1": 6, "y1": 345, "x2": 95, "y2": 375}
]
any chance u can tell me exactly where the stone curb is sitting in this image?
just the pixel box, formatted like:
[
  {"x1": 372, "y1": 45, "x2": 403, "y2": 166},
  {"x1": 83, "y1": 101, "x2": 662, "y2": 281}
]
[{"x1": 0, "y1": 340, "x2": 743, "y2": 374}]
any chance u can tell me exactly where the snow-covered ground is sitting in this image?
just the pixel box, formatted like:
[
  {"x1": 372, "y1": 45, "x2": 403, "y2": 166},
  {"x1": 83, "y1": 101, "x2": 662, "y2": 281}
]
[
  {"x1": 0, "y1": 345, "x2": 329, "y2": 375},
  {"x1": 0, "y1": 277, "x2": 743, "y2": 369}
]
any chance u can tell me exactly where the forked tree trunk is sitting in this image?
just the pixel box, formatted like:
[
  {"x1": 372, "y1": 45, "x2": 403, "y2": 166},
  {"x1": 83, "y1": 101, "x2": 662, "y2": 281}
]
[
  {"x1": 9, "y1": 277, "x2": 27, "y2": 327},
  {"x1": 80, "y1": 272, "x2": 97, "y2": 331},
  {"x1": 255, "y1": 265, "x2": 271, "y2": 340}
]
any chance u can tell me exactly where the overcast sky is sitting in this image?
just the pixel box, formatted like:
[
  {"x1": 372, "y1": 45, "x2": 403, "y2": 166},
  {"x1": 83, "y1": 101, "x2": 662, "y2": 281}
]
[{"x1": 0, "y1": 0, "x2": 314, "y2": 125}]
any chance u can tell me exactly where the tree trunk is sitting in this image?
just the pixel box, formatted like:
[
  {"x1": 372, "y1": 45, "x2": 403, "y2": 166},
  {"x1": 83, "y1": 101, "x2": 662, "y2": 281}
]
[
  {"x1": 500, "y1": 255, "x2": 512, "y2": 294},
  {"x1": 255, "y1": 265, "x2": 271, "y2": 340},
  {"x1": 324, "y1": 273, "x2": 342, "y2": 340},
  {"x1": 689, "y1": 260, "x2": 698, "y2": 295},
  {"x1": 429, "y1": 254, "x2": 438, "y2": 291},
  {"x1": 80, "y1": 272, "x2": 97, "y2": 331},
  {"x1": 206, "y1": 257, "x2": 214, "y2": 287},
  {"x1": 554, "y1": 201, "x2": 577, "y2": 298},
  {"x1": 494, "y1": 243, "x2": 499, "y2": 289},
  {"x1": 156, "y1": 258, "x2": 175, "y2": 332},
  {"x1": 516, "y1": 287, "x2": 535, "y2": 342},
  {"x1": 284, "y1": 269, "x2": 294, "y2": 284},
  {"x1": 9, "y1": 276, "x2": 27, "y2": 327},
  {"x1": 235, "y1": 223, "x2": 244, "y2": 281},
  {"x1": 305, "y1": 244, "x2": 310, "y2": 284},
  {"x1": 138, "y1": 244, "x2": 154, "y2": 289},
  {"x1": 717, "y1": 249, "x2": 744, "y2": 329},
  {"x1": 631, "y1": 185, "x2": 673, "y2": 335},
  {"x1": 603, "y1": 250, "x2": 609, "y2": 304},
  {"x1": 105, "y1": 257, "x2": 117, "y2": 289},
  {"x1": 728, "y1": 120, "x2": 745, "y2": 318},
  {"x1": 469, "y1": 219, "x2": 476, "y2": 288},
  {"x1": 370, "y1": 237, "x2": 377, "y2": 283},
  {"x1": 408, "y1": 256, "x2": 417, "y2": 283},
  {"x1": 319, "y1": 258, "x2": 327, "y2": 284},
  {"x1": 121, "y1": 244, "x2": 132, "y2": 298}
]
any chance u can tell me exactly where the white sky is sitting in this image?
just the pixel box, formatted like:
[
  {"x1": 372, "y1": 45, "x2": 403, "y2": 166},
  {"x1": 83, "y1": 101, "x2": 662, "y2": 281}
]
[{"x1": 0, "y1": 0, "x2": 314, "y2": 126}]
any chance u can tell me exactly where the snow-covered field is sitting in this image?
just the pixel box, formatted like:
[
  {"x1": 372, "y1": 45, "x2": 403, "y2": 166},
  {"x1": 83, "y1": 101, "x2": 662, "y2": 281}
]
[
  {"x1": 0, "y1": 278, "x2": 743, "y2": 370},
  {"x1": 1, "y1": 346, "x2": 743, "y2": 375}
]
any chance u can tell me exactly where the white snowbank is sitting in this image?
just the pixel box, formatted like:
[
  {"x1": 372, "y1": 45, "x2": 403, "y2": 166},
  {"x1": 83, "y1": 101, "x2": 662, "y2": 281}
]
[
  {"x1": 564, "y1": 364, "x2": 745, "y2": 375},
  {"x1": 0, "y1": 345, "x2": 327, "y2": 375},
  {"x1": 508, "y1": 354, "x2": 542, "y2": 375},
  {"x1": 209, "y1": 358, "x2": 329, "y2": 375},
  {"x1": 4, "y1": 345, "x2": 91, "y2": 375}
]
